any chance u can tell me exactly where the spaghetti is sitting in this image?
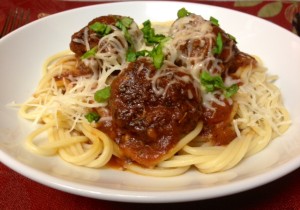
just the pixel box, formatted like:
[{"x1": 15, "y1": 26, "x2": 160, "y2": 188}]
[{"x1": 19, "y1": 9, "x2": 290, "y2": 176}]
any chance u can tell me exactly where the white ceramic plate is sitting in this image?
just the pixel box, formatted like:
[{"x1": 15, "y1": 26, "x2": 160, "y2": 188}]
[{"x1": 0, "y1": 1, "x2": 299, "y2": 203}]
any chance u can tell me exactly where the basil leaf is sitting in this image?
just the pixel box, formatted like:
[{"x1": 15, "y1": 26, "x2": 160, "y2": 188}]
[
  {"x1": 127, "y1": 43, "x2": 165, "y2": 69},
  {"x1": 227, "y1": 33, "x2": 237, "y2": 43},
  {"x1": 200, "y1": 71, "x2": 239, "y2": 98},
  {"x1": 85, "y1": 112, "x2": 100, "y2": 123},
  {"x1": 126, "y1": 51, "x2": 137, "y2": 62},
  {"x1": 212, "y1": 33, "x2": 223, "y2": 55},
  {"x1": 177, "y1": 8, "x2": 191, "y2": 18},
  {"x1": 126, "y1": 50, "x2": 149, "y2": 62},
  {"x1": 150, "y1": 44, "x2": 164, "y2": 69},
  {"x1": 94, "y1": 86, "x2": 111, "y2": 103},
  {"x1": 116, "y1": 18, "x2": 133, "y2": 45},
  {"x1": 81, "y1": 47, "x2": 97, "y2": 59},
  {"x1": 120, "y1": 17, "x2": 133, "y2": 28},
  {"x1": 224, "y1": 84, "x2": 239, "y2": 98},
  {"x1": 89, "y1": 22, "x2": 112, "y2": 36},
  {"x1": 201, "y1": 71, "x2": 224, "y2": 92},
  {"x1": 141, "y1": 20, "x2": 166, "y2": 45},
  {"x1": 209, "y1": 16, "x2": 219, "y2": 26}
]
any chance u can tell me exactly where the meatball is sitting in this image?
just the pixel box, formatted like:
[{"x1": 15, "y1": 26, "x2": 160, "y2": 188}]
[
  {"x1": 70, "y1": 15, "x2": 143, "y2": 57},
  {"x1": 69, "y1": 15, "x2": 144, "y2": 77},
  {"x1": 166, "y1": 14, "x2": 253, "y2": 75},
  {"x1": 169, "y1": 14, "x2": 213, "y2": 66},
  {"x1": 108, "y1": 58, "x2": 202, "y2": 167},
  {"x1": 70, "y1": 15, "x2": 120, "y2": 56}
]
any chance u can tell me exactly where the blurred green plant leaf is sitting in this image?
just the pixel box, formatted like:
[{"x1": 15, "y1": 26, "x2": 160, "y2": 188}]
[
  {"x1": 258, "y1": 2, "x2": 283, "y2": 18},
  {"x1": 234, "y1": 1, "x2": 262, "y2": 7}
]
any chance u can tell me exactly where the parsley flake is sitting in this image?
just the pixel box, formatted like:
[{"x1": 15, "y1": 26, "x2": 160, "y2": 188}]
[
  {"x1": 177, "y1": 8, "x2": 191, "y2": 18},
  {"x1": 200, "y1": 71, "x2": 239, "y2": 98},
  {"x1": 116, "y1": 17, "x2": 134, "y2": 45},
  {"x1": 89, "y1": 22, "x2": 112, "y2": 36},
  {"x1": 212, "y1": 33, "x2": 223, "y2": 55},
  {"x1": 209, "y1": 16, "x2": 219, "y2": 26},
  {"x1": 81, "y1": 47, "x2": 98, "y2": 59},
  {"x1": 141, "y1": 20, "x2": 166, "y2": 45},
  {"x1": 94, "y1": 86, "x2": 111, "y2": 103},
  {"x1": 85, "y1": 112, "x2": 100, "y2": 123}
]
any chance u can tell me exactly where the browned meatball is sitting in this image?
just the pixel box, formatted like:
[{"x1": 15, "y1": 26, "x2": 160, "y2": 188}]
[
  {"x1": 167, "y1": 14, "x2": 254, "y2": 75},
  {"x1": 166, "y1": 14, "x2": 256, "y2": 146},
  {"x1": 70, "y1": 15, "x2": 121, "y2": 56},
  {"x1": 108, "y1": 58, "x2": 202, "y2": 167},
  {"x1": 70, "y1": 15, "x2": 144, "y2": 58}
]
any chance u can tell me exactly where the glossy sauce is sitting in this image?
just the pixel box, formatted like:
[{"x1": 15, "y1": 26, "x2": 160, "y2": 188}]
[{"x1": 100, "y1": 58, "x2": 202, "y2": 167}]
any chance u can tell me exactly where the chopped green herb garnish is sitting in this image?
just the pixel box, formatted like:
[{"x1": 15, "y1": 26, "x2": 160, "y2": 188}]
[
  {"x1": 126, "y1": 51, "x2": 137, "y2": 62},
  {"x1": 85, "y1": 112, "x2": 100, "y2": 123},
  {"x1": 81, "y1": 47, "x2": 98, "y2": 59},
  {"x1": 224, "y1": 84, "x2": 239, "y2": 98},
  {"x1": 89, "y1": 22, "x2": 112, "y2": 36},
  {"x1": 116, "y1": 17, "x2": 134, "y2": 45},
  {"x1": 209, "y1": 16, "x2": 219, "y2": 26},
  {"x1": 126, "y1": 39, "x2": 167, "y2": 69},
  {"x1": 141, "y1": 20, "x2": 166, "y2": 45},
  {"x1": 136, "y1": 21, "x2": 170, "y2": 69},
  {"x1": 94, "y1": 86, "x2": 111, "y2": 103},
  {"x1": 201, "y1": 71, "x2": 223, "y2": 91},
  {"x1": 177, "y1": 8, "x2": 191, "y2": 18},
  {"x1": 200, "y1": 71, "x2": 239, "y2": 98},
  {"x1": 119, "y1": 17, "x2": 133, "y2": 28},
  {"x1": 126, "y1": 50, "x2": 149, "y2": 62},
  {"x1": 119, "y1": 17, "x2": 166, "y2": 68},
  {"x1": 227, "y1": 33, "x2": 237, "y2": 43},
  {"x1": 150, "y1": 43, "x2": 164, "y2": 69},
  {"x1": 212, "y1": 33, "x2": 223, "y2": 55}
]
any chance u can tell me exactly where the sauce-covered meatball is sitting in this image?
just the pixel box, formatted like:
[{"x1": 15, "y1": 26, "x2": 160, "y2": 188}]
[
  {"x1": 107, "y1": 58, "x2": 202, "y2": 167},
  {"x1": 166, "y1": 14, "x2": 254, "y2": 76},
  {"x1": 70, "y1": 15, "x2": 143, "y2": 56},
  {"x1": 163, "y1": 14, "x2": 256, "y2": 146},
  {"x1": 69, "y1": 15, "x2": 144, "y2": 76}
]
